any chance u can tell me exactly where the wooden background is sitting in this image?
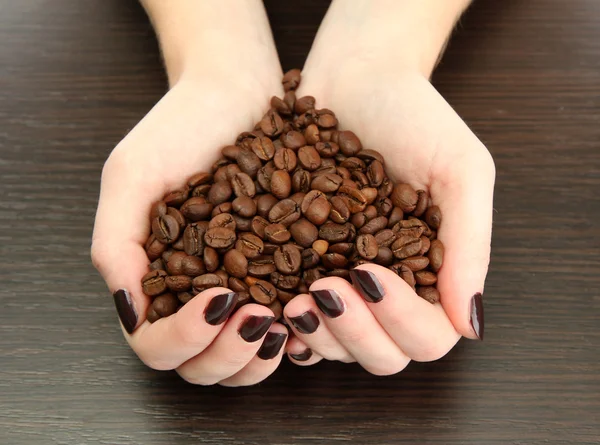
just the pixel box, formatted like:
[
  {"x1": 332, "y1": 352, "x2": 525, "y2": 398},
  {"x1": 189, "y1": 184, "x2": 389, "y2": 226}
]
[{"x1": 1, "y1": 0, "x2": 599, "y2": 443}]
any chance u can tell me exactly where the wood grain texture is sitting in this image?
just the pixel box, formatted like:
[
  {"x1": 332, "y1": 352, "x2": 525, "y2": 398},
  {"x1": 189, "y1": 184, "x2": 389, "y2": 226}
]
[{"x1": 1, "y1": 0, "x2": 599, "y2": 444}]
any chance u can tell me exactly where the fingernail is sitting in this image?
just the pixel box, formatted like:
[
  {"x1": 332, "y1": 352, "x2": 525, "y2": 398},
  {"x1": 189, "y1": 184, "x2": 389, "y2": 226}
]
[
  {"x1": 288, "y1": 310, "x2": 320, "y2": 334},
  {"x1": 112, "y1": 289, "x2": 137, "y2": 334},
  {"x1": 469, "y1": 293, "x2": 485, "y2": 340},
  {"x1": 290, "y1": 348, "x2": 313, "y2": 362},
  {"x1": 350, "y1": 269, "x2": 385, "y2": 303},
  {"x1": 239, "y1": 315, "x2": 275, "y2": 342},
  {"x1": 257, "y1": 332, "x2": 287, "y2": 360},
  {"x1": 309, "y1": 289, "x2": 345, "y2": 318},
  {"x1": 205, "y1": 292, "x2": 237, "y2": 325}
]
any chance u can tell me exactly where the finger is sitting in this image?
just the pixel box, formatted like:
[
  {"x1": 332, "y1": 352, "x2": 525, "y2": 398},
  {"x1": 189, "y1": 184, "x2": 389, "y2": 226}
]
[
  {"x1": 349, "y1": 265, "x2": 461, "y2": 362},
  {"x1": 285, "y1": 335, "x2": 323, "y2": 366},
  {"x1": 176, "y1": 304, "x2": 275, "y2": 386},
  {"x1": 283, "y1": 293, "x2": 354, "y2": 363},
  {"x1": 219, "y1": 323, "x2": 288, "y2": 387},
  {"x1": 128, "y1": 287, "x2": 237, "y2": 370},
  {"x1": 431, "y1": 147, "x2": 495, "y2": 340},
  {"x1": 309, "y1": 277, "x2": 411, "y2": 376}
]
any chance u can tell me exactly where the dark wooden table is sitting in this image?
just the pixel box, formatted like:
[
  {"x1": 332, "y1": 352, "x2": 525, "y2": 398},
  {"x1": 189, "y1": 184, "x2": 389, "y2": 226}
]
[{"x1": 1, "y1": 1, "x2": 599, "y2": 443}]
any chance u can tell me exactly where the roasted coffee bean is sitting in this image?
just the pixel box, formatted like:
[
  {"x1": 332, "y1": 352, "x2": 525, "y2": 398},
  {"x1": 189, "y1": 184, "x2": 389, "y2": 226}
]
[
  {"x1": 322, "y1": 253, "x2": 348, "y2": 269},
  {"x1": 329, "y1": 196, "x2": 350, "y2": 223},
  {"x1": 282, "y1": 68, "x2": 301, "y2": 91},
  {"x1": 301, "y1": 190, "x2": 331, "y2": 226},
  {"x1": 271, "y1": 170, "x2": 292, "y2": 199},
  {"x1": 260, "y1": 109, "x2": 284, "y2": 137},
  {"x1": 268, "y1": 198, "x2": 301, "y2": 227},
  {"x1": 222, "y1": 145, "x2": 241, "y2": 160},
  {"x1": 237, "y1": 149, "x2": 263, "y2": 178},
  {"x1": 188, "y1": 172, "x2": 213, "y2": 188},
  {"x1": 236, "y1": 232, "x2": 264, "y2": 259},
  {"x1": 417, "y1": 286, "x2": 440, "y2": 304},
  {"x1": 356, "y1": 234, "x2": 378, "y2": 260},
  {"x1": 161, "y1": 249, "x2": 176, "y2": 264},
  {"x1": 250, "y1": 280, "x2": 278, "y2": 305},
  {"x1": 215, "y1": 270, "x2": 229, "y2": 286},
  {"x1": 312, "y1": 240, "x2": 329, "y2": 256},
  {"x1": 328, "y1": 242, "x2": 354, "y2": 256},
  {"x1": 231, "y1": 172, "x2": 256, "y2": 198},
  {"x1": 182, "y1": 255, "x2": 206, "y2": 276},
  {"x1": 165, "y1": 275, "x2": 192, "y2": 292},
  {"x1": 203, "y1": 246, "x2": 219, "y2": 272},
  {"x1": 282, "y1": 89, "x2": 296, "y2": 111},
  {"x1": 150, "y1": 201, "x2": 167, "y2": 220},
  {"x1": 209, "y1": 213, "x2": 236, "y2": 231},
  {"x1": 204, "y1": 227, "x2": 236, "y2": 249},
  {"x1": 231, "y1": 196, "x2": 257, "y2": 218},
  {"x1": 254, "y1": 194, "x2": 276, "y2": 219},
  {"x1": 282, "y1": 130, "x2": 307, "y2": 149},
  {"x1": 250, "y1": 216, "x2": 269, "y2": 239},
  {"x1": 400, "y1": 256, "x2": 430, "y2": 272},
  {"x1": 271, "y1": 95, "x2": 291, "y2": 115},
  {"x1": 256, "y1": 163, "x2": 275, "y2": 192},
  {"x1": 151, "y1": 214, "x2": 180, "y2": 244},
  {"x1": 342, "y1": 178, "x2": 358, "y2": 189},
  {"x1": 232, "y1": 214, "x2": 252, "y2": 232},
  {"x1": 289, "y1": 219, "x2": 319, "y2": 247},
  {"x1": 294, "y1": 96, "x2": 315, "y2": 114},
  {"x1": 264, "y1": 223, "x2": 291, "y2": 244},
  {"x1": 374, "y1": 247, "x2": 394, "y2": 266},
  {"x1": 303, "y1": 268, "x2": 322, "y2": 286},
  {"x1": 352, "y1": 170, "x2": 369, "y2": 188},
  {"x1": 357, "y1": 149, "x2": 384, "y2": 164},
  {"x1": 223, "y1": 249, "x2": 248, "y2": 279},
  {"x1": 315, "y1": 141, "x2": 339, "y2": 158},
  {"x1": 290, "y1": 192, "x2": 306, "y2": 207},
  {"x1": 366, "y1": 160, "x2": 385, "y2": 187},
  {"x1": 270, "y1": 272, "x2": 301, "y2": 290},
  {"x1": 149, "y1": 258, "x2": 165, "y2": 271},
  {"x1": 233, "y1": 291, "x2": 252, "y2": 311},
  {"x1": 327, "y1": 269, "x2": 351, "y2": 280},
  {"x1": 274, "y1": 244, "x2": 302, "y2": 275},
  {"x1": 311, "y1": 173, "x2": 342, "y2": 193},
  {"x1": 192, "y1": 184, "x2": 212, "y2": 197},
  {"x1": 229, "y1": 277, "x2": 249, "y2": 293},
  {"x1": 301, "y1": 248, "x2": 320, "y2": 269},
  {"x1": 346, "y1": 222, "x2": 357, "y2": 242},
  {"x1": 374, "y1": 229, "x2": 396, "y2": 248},
  {"x1": 304, "y1": 124, "x2": 320, "y2": 145},
  {"x1": 207, "y1": 181, "x2": 233, "y2": 206},
  {"x1": 359, "y1": 216, "x2": 388, "y2": 235},
  {"x1": 425, "y1": 205, "x2": 442, "y2": 230},
  {"x1": 192, "y1": 274, "x2": 223, "y2": 293},
  {"x1": 177, "y1": 291, "x2": 195, "y2": 304},
  {"x1": 295, "y1": 110, "x2": 316, "y2": 128},
  {"x1": 273, "y1": 148, "x2": 297, "y2": 171},
  {"x1": 142, "y1": 270, "x2": 167, "y2": 296},
  {"x1": 391, "y1": 263, "x2": 416, "y2": 288},
  {"x1": 166, "y1": 251, "x2": 187, "y2": 275},
  {"x1": 378, "y1": 177, "x2": 394, "y2": 198},
  {"x1": 393, "y1": 219, "x2": 425, "y2": 239},
  {"x1": 247, "y1": 255, "x2": 277, "y2": 277},
  {"x1": 292, "y1": 169, "x2": 311, "y2": 193},
  {"x1": 415, "y1": 270, "x2": 438, "y2": 286},
  {"x1": 337, "y1": 131, "x2": 362, "y2": 156},
  {"x1": 413, "y1": 190, "x2": 429, "y2": 217},
  {"x1": 387, "y1": 207, "x2": 404, "y2": 228},
  {"x1": 364, "y1": 205, "x2": 378, "y2": 220},
  {"x1": 391, "y1": 235, "x2": 422, "y2": 260},
  {"x1": 251, "y1": 136, "x2": 275, "y2": 161},
  {"x1": 340, "y1": 157, "x2": 366, "y2": 171},
  {"x1": 151, "y1": 293, "x2": 179, "y2": 319},
  {"x1": 212, "y1": 202, "x2": 233, "y2": 218},
  {"x1": 145, "y1": 234, "x2": 167, "y2": 260},
  {"x1": 172, "y1": 237, "x2": 185, "y2": 251},
  {"x1": 418, "y1": 236, "x2": 431, "y2": 255},
  {"x1": 319, "y1": 222, "x2": 350, "y2": 243},
  {"x1": 298, "y1": 146, "x2": 322, "y2": 171},
  {"x1": 375, "y1": 197, "x2": 393, "y2": 217},
  {"x1": 267, "y1": 298, "x2": 284, "y2": 320},
  {"x1": 336, "y1": 166, "x2": 351, "y2": 179},
  {"x1": 263, "y1": 242, "x2": 279, "y2": 255},
  {"x1": 391, "y1": 183, "x2": 418, "y2": 212},
  {"x1": 338, "y1": 185, "x2": 368, "y2": 213},
  {"x1": 428, "y1": 239, "x2": 444, "y2": 272},
  {"x1": 163, "y1": 188, "x2": 189, "y2": 207},
  {"x1": 361, "y1": 188, "x2": 378, "y2": 205},
  {"x1": 316, "y1": 109, "x2": 338, "y2": 128},
  {"x1": 166, "y1": 208, "x2": 185, "y2": 230},
  {"x1": 211, "y1": 157, "x2": 230, "y2": 172}
]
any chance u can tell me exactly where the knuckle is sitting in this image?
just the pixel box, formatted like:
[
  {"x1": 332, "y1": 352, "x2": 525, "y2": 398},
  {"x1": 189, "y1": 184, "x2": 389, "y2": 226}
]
[
  {"x1": 177, "y1": 370, "x2": 219, "y2": 386},
  {"x1": 365, "y1": 358, "x2": 409, "y2": 376},
  {"x1": 412, "y1": 340, "x2": 455, "y2": 363},
  {"x1": 90, "y1": 241, "x2": 109, "y2": 274},
  {"x1": 137, "y1": 352, "x2": 174, "y2": 372}
]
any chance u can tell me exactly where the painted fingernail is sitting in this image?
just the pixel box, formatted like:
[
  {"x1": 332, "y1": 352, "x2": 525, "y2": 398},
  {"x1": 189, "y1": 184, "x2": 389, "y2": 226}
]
[
  {"x1": 310, "y1": 289, "x2": 345, "y2": 318},
  {"x1": 257, "y1": 332, "x2": 287, "y2": 360},
  {"x1": 350, "y1": 269, "x2": 385, "y2": 303},
  {"x1": 112, "y1": 289, "x2": 137, "y2": 334},
  {"x1": 239, "y1": 315, "x2": 275, "y2": 342},
  {"x1": 288, "y1": 310, "x2": 320, "y2": 334},
  {"x1": 204, "y1": 292, "x2": 237, "y2": 325},
  {"x1": 470, "y1": 293, "x2": 484, "y2": 340},
  {"x1": 290, "y1": 348, "x2": 313, "y2": 362}
]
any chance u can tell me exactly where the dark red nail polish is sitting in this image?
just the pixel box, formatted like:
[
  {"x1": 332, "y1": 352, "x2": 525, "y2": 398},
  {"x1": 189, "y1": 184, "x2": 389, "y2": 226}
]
[
  {"x1": 470, "y1": 293, "x2": 484, "y2": 340},
  {"x1": 112, "y1": 289, "x2": 137, "y2": 334},
  {"x1": 310, "y1": 289, "x2": 345, "y2": 318},
  {"x1": 290, "y1": 349, "x2": 313, "y2": 362},
  {"x1": 239, "y1": 315, "x2": 275, "y2": 342},
  {"x1": 205, "y1": 292, "x2": 237, "y2": 325},
  {"x1": 288, "y1": 310, "x2": 320, "y2": 334},
  {"x1": 257, "y1": 332, "x2": 287, "y2": 360},
  {"x1": 350, "y1": 269, "x2": 385, "y2": 303}
]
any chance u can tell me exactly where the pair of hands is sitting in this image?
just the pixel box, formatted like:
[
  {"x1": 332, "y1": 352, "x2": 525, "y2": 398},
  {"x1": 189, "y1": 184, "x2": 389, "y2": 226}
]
[{"x1": 92, "y1": 19, "x2": 495, "y2": 386}]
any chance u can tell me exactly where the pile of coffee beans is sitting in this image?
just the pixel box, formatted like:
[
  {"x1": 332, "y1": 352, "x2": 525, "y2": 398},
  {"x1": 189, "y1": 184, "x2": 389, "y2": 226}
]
[{"x1": 141, "y1": 69, "x2": 444, "y2": 323}]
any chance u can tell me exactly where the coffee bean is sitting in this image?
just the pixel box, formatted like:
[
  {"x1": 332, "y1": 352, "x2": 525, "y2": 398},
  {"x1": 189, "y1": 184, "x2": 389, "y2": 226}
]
[
  {"x1": 268, "y1": 199, "x2": 301, "y2": 227},
  {"x1": 319, "y1": 221, "x2": 350, "y2": 243},
  {"x1": 328, "y1": 196, "x2": 350, "y2": 223},
  {"x1": 391, "y1": 263, "x2": 416, "y2": 288},
  {"x1": 192, "y1": 274, "x2": 223, "y2": 293},
  {"x1": 270, "y1": 272, "x2": 301, "y2": 290},
  {"x1": 391, "y1": 235, "x2": 422, "y2": 260},
  {"x1": 303, "y1": 268, "x2": 322, "y2": 286},
  {"x1": 283, "y1": 90, "x2": 296, "y2": 111},
  {"x1": 151, "y1": 214, "x2": 180, "y2": 244},
  {"x1": 338, "y1": 185, "x2": 368, "y2": 213},
  {"x1": 207, "y1": 181, "x2": 233, "y2": 206},
  {"x1": 274, "y1": 244, "x2": 302, "y2": 275},
  {"x1": 149, "y1": 258, "x2": 165, "y2": 271},
  {"x1": 165, "y1": 251, "x2": 187, "y2": 275},
  {"x1": 237, "y1": 149, "x2": 263, "y2": 177},
  {"x1": 182, "y1": 255, "x2": 206, "y2": 277},
  {"x1": 282, "y1": 68, "x2": 301, "y2": 91},
  {"x1": 315, "y1": 141, "x2": 340, "y2": 159},
  {"x1": 292, "y1": 169, "x2": 311, "y2": 193},
  {"x1": 375, "y1": 247, "x2": 394, "y2": 266},
  {"x1": 357, "y1": 149, "x2": 384, "y2": 164},
  {"x1": 204, "y1": 227, "x2": 236, "y2": 249},
  {"x1": 418, "y1": 236, "x2": 431, "y2": 255},
  {"x1": 187, "y1": 172, "x2": 213, "y2": 188},
  {"x1": 271, "y1": 170, "x2": 292, "y2": 199},
  {"x1": 211, "y1": 157, "x2": 230, "y2": 173},
  {"x1": 151, "y1": 293, "x2": 179, "y2": 319},
  {"x1": 212, "y1": 202, "x2": 233, "y2": 217},
  {"x1": 229, "y1": 172, "x2": 255, "y2": 198},
  {"x1": 142, "y1": 270, "x2": 167, "y2": 296},
  {"x1": 366, "y1": 160, "x2": 385, "y2": 187},
  {"x1": 182, "y1": 222, "x2": 207, "y2": 258},
  {"x1": 316, "y1": 109, "x2": 338, "y2": 128},
  {"x1": 250, "y1": 280, "x2": 278, "y2": 304},
  {"x1": 415, "y1": 270, "x2": 438, "y2": 286},
  {"x1": 304, "y1": 124, "x2": 320, "y2": 145},
  {"x1": 231, "y1": 196, "x2": 257, "y2": 218},
  {"x1": 337, "y1": 131, "x2": 362, "y2": 156},
  {"x1": 260, "y1": 109, "x2": 284, "y2": 137},
  {"x1": 412, "y1": 190, "x2": 429, "y2": 217},
  {"x1": 232, "y1": 214, "x2": 253, "y2": 232},
  {"x1": 251, "y1": 136, "x2": 275, "y2": 161},
  {"x1": 301, "y1": 190, "x2": 331, "y2": 226},
  {"x1": 229, "y1": 277, "x2": 249, "y2": 293},
  {"x1": 374, "y1": 229, "x2": 396, "y2": 248},
  {"x1": 356, "y1": 234, "x2": 378, "y2": 260},
  {"x1": 263, "y1": 242, "x2": 279, "y2": 255},
  {"x1": 250, "y1": 216, "x2": 269, "y2": 239},
  {"x1": 192, "y1": 184, "x2": 212, "y2": 197},
  {"x1": 163, "y1": 188, "x2": 189, "y2": 207},
  {"x1": 387, "y1": 207, "x2": 404, "y2": 228},
  {"x1": 282, "y1": 130, "x2": 307, "y2": 149},
  {"x1": 342, "y1": 178, "x2": 358, "y2": 189},
  {"x1": 301, "y1": 248, "x2": 320, "y2": 269},
  {"x1": 203, "y1": 246, "x2": 219, "y2": 272},
  {"x1": 312, "y1": 240, "x2": 329, "y2": 256},
  {"x1": 150, "y1": 201, "x2": 167, "y2": 220},
  {"x1": 378, "y1": 177, "x2": 394, "y2": 198},
  {"x1": 177, "y1": 291, "x2": 195, "y2": 304},
  {"x1": 236, "y1": 232, "x2": 264, "y2": 259},
  {"x1": 273, "y1": 148, "x2": 297, "y2": 172},
  {"x1": 322, "y1": 253, "x2": 348, "y2": 269},
  {"x1": 375, "y1": 197, "x2": 393, "y2": 217},
  {"x1": 391, "y1": 183, "x2": 418, "y2": 213},
  {"x1": 264, "y1": 223, "x2": 291, "y2": 244},
  {"x1": 209, "y1": 213, "x2": 236, "y2": 231},
  {"x1": 417, "y1": 286, "x2": 440, "y2": 304},
  {"x1": 290, "y1": 192, "x2": 306, "y2": 206},
  {"x1": 392, "y1": 219, "x2": 425, "y2": 239},
  {"x1": 328, "y1": 242, "x2": 354, "y2": 256},
  {"x1": 359, "y1": 216, "x2": 388, "y2": 235},
  {"x1": 223, "y1": 249, "x2": 248, "y2": 279},
  {"x1": 256, "y1": 163, "x2": 275, "y2": 192},
  {"x1": 222, "y1": 145, "x2": 241, "y2": 160},
  {"x1": 165, "y1": 275, "x2": 192, "y2": 292},
  {"x1": 425, "y1": 205, "x2": 442, "y2": 230},
  {"x1": 248, "y1": 255, "x2": 277, "y2": 277},
  {"x1": 298, "y1": 146, "x2": 322, "y2": 171},
  {"x1": 172, "y1": 237, "x2": 185, "y2": 251},
  {"x1": 145, "y1": 234, "x2": 167, "y2": 261},
  {"x1": 255, "y1": 193, "x2": 278, "y2": 219},
  {"x1": 428, "y1": 239, "x2": 444, "y2": 272},
  {"x1": 340, "y1": 157, "x2": 366, "y2": 171},
  {"x1": 311, "y1": 173, "x2": 342, "y2": 193},
  {"x1": 400, "y1": 256, "x2": 430, "y2": 272},
  {"x1": 294, "y1": 95, "x2": 315, "y2": 114},
  {"x1": 289, "y1": 219, "x2": 319, "y2": 247}
]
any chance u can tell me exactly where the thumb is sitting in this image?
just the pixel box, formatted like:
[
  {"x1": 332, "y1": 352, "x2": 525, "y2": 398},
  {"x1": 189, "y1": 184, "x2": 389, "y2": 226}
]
[{"x1": 431, "y1": 148, "x2": 495, "y2": 340}]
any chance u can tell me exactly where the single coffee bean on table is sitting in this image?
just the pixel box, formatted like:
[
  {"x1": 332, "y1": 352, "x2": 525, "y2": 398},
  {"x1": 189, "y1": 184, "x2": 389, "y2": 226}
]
[{"x1": 141, "y1": 69, "x2": 445, "y2": 322}]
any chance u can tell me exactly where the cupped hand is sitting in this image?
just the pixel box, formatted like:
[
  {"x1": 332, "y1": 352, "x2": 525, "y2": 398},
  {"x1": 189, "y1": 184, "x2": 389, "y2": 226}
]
[
  {"x1": 91, "y1": 74, "x2": 290, "y2": 386},
  {"x1": 284, "y1": 62, "x2": 495, "y2": 373}
]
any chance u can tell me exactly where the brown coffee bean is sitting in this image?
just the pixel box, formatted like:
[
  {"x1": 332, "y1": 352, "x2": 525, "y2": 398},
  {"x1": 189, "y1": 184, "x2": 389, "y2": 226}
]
[
  {"x1": 338, "y1": 185, "x2": 368, "y2": 213},
  {"x1": 387, "y1": 207, "x2": 404, "y2": 228},
  {"x1": 237, "y1": 149, "x2": 263, "y2": 178},
  {"x1": 271, "y1": 170, "x2": 292, "y2": 199},
  {"x1": 375, "y1": 247, "x2": 394, "y2": 266},
  {"x1": 228, "y1": 277, "x2": 249, "y2": 293},
  {"x1": 222, "y1": 145, "x2": 241, "y2": 160},
  {"x1": 151, "y1": 214, "x2": 180, "y2": 244},
  {"x1": 151, "y1": 293, "x2": 179, "y2": 318},
  {"x1": 166, "y1": 251, "x2": 187, "y2": 275},
  {"x1": 301, "y1": 248, "x2": 320, "y2": 269},
  {"x1": 304, "y1": 124, "x2": 320, "y2": 145},
  {"x1": 264, "y1": 223, "x2": 291, "y2": 244},
  {"x1": 204, "y1": 227, "x2": 236, "y2": 249},
  {"x1": 311, "y1": 173, "x2": 342, "y2": 193},
  {"x1": 177, "y1": 291, "x2": 195, "y2": 304},
  {"x1": 315, "y1": 141, "x2": 340, "y2": 159},
  {"x1": 366, "y1": 160, "x2": 385, "y2": 187},
  {"x1": 316, "y1": 110, "x2": 338, "y2": 128},
  {"x1": 319, "y1": 221, "x2": 350, "y2": 243},
  {"x1": 270, "y1": 272, "x2": 301, "y2": 290},
  {"x1": 182, "y1": 222, "x2": 207, "y2": 255},
  {"x1": 251, "y1": 136, "x2": 275, "y2": 161},
  {"x1": 256, "y1": 163, "x2": 275, "y2": 192},
  {"x1": 274, "y1": 244, "x2": 302, "y2": 275},
  {"x1": 418, "y1": 236, "x2": 431, "y2": 255},
  {"x1": 192, "y1": 184, "x2": 212, "y2": 197},
  {"x1": 206, "y1": 181, "x2": 233, "y2": 206},
  {"x1": 256, "y1": 194, "x2": 278, "y2": 220},
  {"x1": 230, "y1": 196, "x2": 256, "y2": 218},
  {"x1": 273, "y1": 148, "x2": 297, "y2": 172},
  {"x1": 223, "y1": 249, "x2": 248, "y2": 279},
  {"x1": 327, "y1": 243, "x2": 353, "y2": 256},
  {"x1": 393, "y1": 219, "x2": 425, "y2": 239},
  {"x1": 260, "y1": 109, "x2": 284, "y2": 137},
  {"x1": 340, "y1": 157, "x2": 366, "y2": 172},
  {"x1": 329, "y1": 196, "x2": 350, "y2": 223},
  {"x1": 161, "y1": 249, "x2": 176, "y2": 263},
  {"x1": 390, "y1": 183, "x2": 418, "y2": 213},
  {"x1": 357, "y1": 149, "x2": 384, "y2": 164},
  {"x1": 215, "y1": 270, "x2": 229, "y2": 286},
  {"x1": 236, "y1": 232, "x2": 264, "y2": 259},
  {"x1": 149, "y1": 258, "x2": 165, "y2": 271},
  {"x1": 281, "y1": 89, "x2": 296, "y2": 110},
  {"x1": 425, "y1": 205, "x2": 442, "y2": 230},
  {"x1": 165, "y1": 275, "x2": 192, "y2": 292},
  {"x1": 282, "y1": 68, "x2": 301, "y2": 91},
  {"x1": 192, "y1": 274, "x2": 223, "y2": 293},
  {"x1": 342, "y1": 178, "x2": 358, "y2": 189},
  {"x1": 312, "y1": 240, "x2": 329, "y2": 256},
  {"x1": 267, "y1": 199, "x2": 300, "y2": 227},
  {"x1": 271, "y1": 95, "x2": 291, "y2": 115},
  {"x1": 249, "y1": 280, "x2": 278, "y2": 305},
  {"x1": 364, "y1": 205, "x2": 378, "y2": 220},
  {"x1": 282, "y1": 130, "x2": 307, "y2": 149},
  {"x1": 229, "y1": 172, "x2": 255, "y2": 198},
  {"x1": 303, "y1": 268, "x2": 322, "y2": 286},
  {"x1": 202, "y1": 246, "x2": 219, "y2": 272},
  {"x1": 337, "y1": 131, "x2": 362, "y2": 156},
  {"x1": 182, "y1": 255, "x2": 206, "y2": 277},
  {"x1": 211, "y1": 157, "x2": 230, "y2": 172},
  {"x1": 247, "y1": 255, "x2": 276, "y2": 277},
  {"x1": 172, "y1": 237, "x2": 185, "y2": 251},
  {"x1": 321, "y1": 253, "x2": 347, "y2": 269},
  {"x1": 356, "y1": 234, "x2": 379, "y2": 260},
  {"x1": 417, "y1": 286, "x2": 440, "y2": 304},
  {"x1": 391, "y1": 263, "x2": 416, "y2": 288},
  {"x1": 373, "y1": 229, "x2": 396, "y2": 248},
  {"x1": 209, "y1": 213, "x2": 236, "y2": 231},
  {"x1": 400, "y1": 256, "x2": 430, "y2": 272},
  {"x1": 352, "y1": 171, "x2": 369, "y2": 189},
  {"x1": 378, "y1": 177, "x2": 394, "y2": 198},
  {"x1": 250, "y1": 216, "x2": 269, "y2": 240},
  {"x1": 262, "y1": 242, "x2": 279, "y2": 255},
  {"x1": 391, "y1": 235, "x2": 423, "y2": 260},
  {"x1": 211, "y1": 202, "x2": 232, "y2": 218},
  {"x1": 267, "y1": 298, "x2": 283, "y2": 320},
  {"x1": 359, "y1": 216, "x2": 388, "y2": 235},
  {"x1": 150, "y1": 201, "x2": 167, "y2": 220},
  {"x1": 375, "y1": 197, "x2": 393, "y2": 217},
  {"x1": 415, "y1": 271, "x2": 438, "y2": 286},
  {"x1": 289, "y1": 219, "x2": 319, "y2": 248},
  {"x1": 294, "y1": 95, "x2": 315, "y2": 114},
  {"x1": 412, "y1": 190, "x2": 429, "y2": 217},
  {"x1": 428, "y1": 239, "x2": 444, "y2": 272},
  {"x1": 145, "y1": 234, "x2": 167, "y2": 261},
  {"x1": 298, "y1": 146, "x2": 322, "y2": 171},
  {"x1": 165, "y1": 208, "x2": 185, "y2": 231},
  {"x1": 142, "y1": 270, "x2": 167, "y2": 296},
  {"x1": 187, "y1": 172, "x2": 213, "y2": 188},
  {"x1": 300, "y1": 190, "x2": 331, "y2": 226},
  {"x1": 292, "y1": 169, "x2": 311, "y2": 193},
  {"x1": 232, "y1": 214, "x2": 253, "y2": 232},
  {"x1": 163, "y1": 188, "x2": 189, "y2": 207}
]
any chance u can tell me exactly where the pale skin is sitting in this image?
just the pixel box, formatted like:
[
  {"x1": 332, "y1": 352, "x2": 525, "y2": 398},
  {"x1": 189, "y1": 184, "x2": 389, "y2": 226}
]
[{"x1": 92, "y1": 0, "x2": 494, "y2": 385}]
